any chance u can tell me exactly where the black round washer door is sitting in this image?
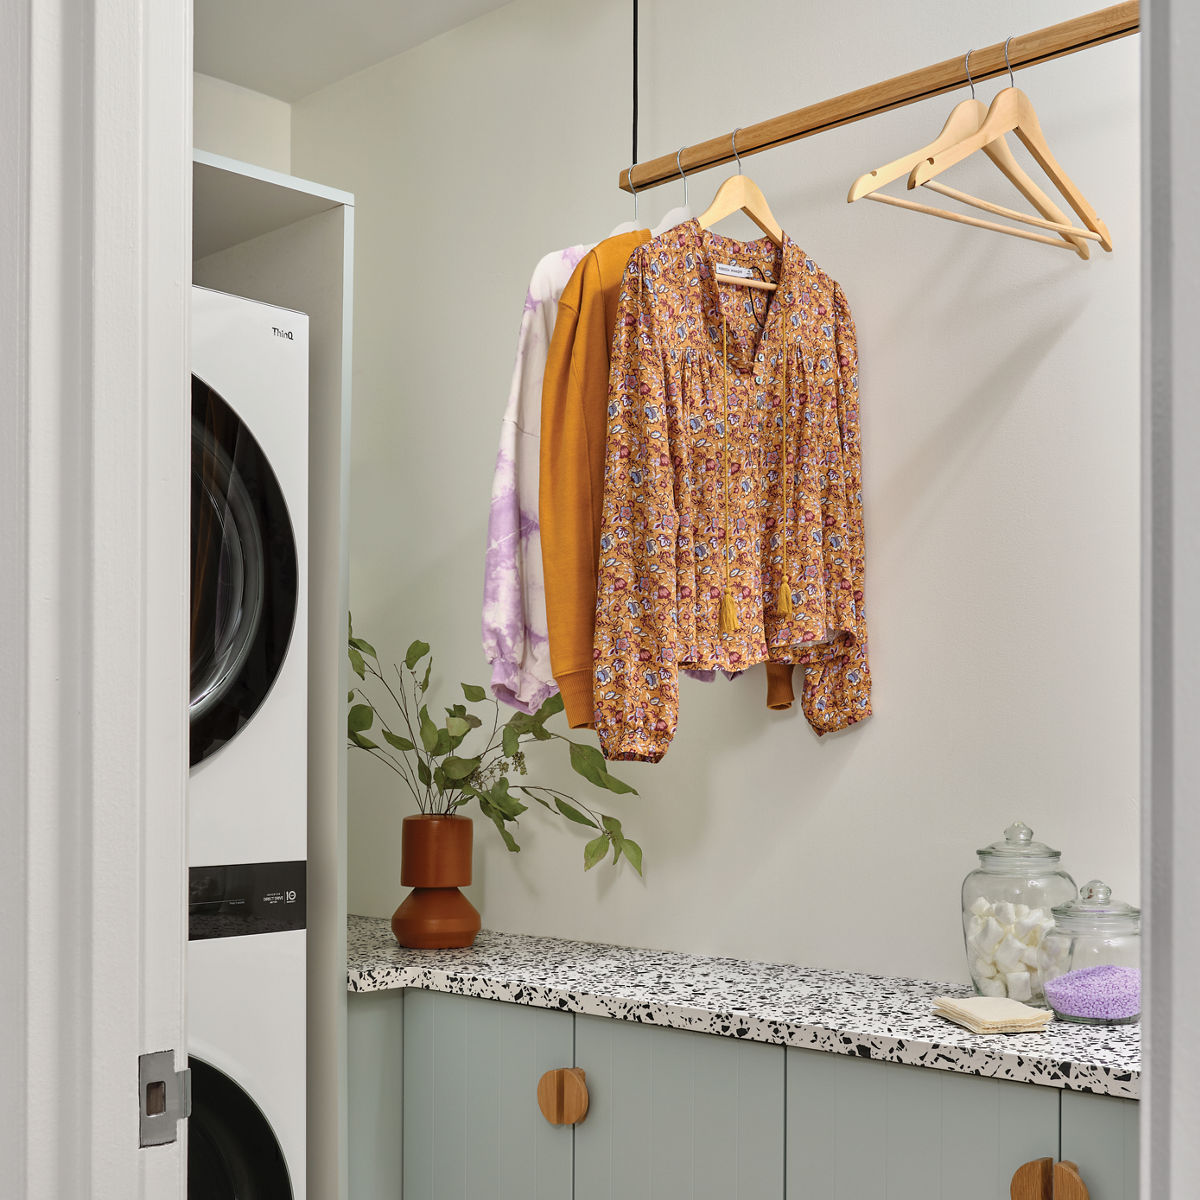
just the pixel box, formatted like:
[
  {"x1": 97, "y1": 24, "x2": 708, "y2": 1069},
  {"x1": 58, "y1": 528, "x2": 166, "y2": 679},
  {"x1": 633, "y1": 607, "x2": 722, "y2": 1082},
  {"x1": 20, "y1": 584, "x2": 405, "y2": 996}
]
[
  {"x1": 188, "y1": 1058, "x2": 293, "y2": 1199},
  {"x1": 190, "y1": 375, "x2": 297, "y2": 767}
]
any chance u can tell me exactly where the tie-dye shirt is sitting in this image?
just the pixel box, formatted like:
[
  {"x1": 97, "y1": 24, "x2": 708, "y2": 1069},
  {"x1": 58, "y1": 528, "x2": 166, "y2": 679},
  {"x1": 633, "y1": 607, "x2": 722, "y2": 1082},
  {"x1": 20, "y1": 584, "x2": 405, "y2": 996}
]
[
  {"x1": 483, "y1": 244, "x2": 591, "y2": 712},
  {"x1": 594, "y1": 220, "x2": 871, "y2": 762}
]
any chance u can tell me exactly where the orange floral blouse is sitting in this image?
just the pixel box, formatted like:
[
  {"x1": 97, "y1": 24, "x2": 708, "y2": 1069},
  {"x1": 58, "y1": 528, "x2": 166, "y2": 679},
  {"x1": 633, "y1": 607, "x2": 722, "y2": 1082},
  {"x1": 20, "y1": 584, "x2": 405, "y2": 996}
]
[{"x1": 593, "y1": 219, "x2": 871, "y2": 762}]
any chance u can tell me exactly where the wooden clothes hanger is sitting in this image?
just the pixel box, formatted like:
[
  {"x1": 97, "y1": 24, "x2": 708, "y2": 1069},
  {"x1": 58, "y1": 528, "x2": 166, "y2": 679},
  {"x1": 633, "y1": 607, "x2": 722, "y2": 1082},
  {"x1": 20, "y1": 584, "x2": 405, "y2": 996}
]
[
  {"x1": 907, "y1": 39, "x2": 1112, "y2": 252},
  {"x1": 699, "y1": 129, "x2": 782, "y2": 291},
  {"x1": 849, "y1": 50, "x2": 1097, "y2": 256}
]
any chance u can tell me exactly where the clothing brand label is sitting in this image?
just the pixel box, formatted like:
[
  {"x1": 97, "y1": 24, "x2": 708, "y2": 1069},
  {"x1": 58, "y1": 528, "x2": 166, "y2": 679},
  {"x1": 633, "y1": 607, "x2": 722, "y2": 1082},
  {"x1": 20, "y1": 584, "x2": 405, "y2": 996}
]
[{"x1": 716, "y1": 262, "x2": 755, "y2": 279}]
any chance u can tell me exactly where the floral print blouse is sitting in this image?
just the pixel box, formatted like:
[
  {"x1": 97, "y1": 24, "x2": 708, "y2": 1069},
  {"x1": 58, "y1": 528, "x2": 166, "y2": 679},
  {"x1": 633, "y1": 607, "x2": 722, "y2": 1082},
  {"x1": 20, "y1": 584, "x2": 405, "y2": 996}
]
[{"x1": 593, "y1": 219, "x2": 871, "y2": 762}]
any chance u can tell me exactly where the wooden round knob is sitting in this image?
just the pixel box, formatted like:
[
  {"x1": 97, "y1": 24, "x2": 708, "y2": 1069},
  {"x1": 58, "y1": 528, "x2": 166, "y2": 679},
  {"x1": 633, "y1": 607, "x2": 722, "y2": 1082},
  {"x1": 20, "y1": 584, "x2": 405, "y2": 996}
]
[{"x1": 536, "y1": 1067, "x2": 588, "y2": 1125}]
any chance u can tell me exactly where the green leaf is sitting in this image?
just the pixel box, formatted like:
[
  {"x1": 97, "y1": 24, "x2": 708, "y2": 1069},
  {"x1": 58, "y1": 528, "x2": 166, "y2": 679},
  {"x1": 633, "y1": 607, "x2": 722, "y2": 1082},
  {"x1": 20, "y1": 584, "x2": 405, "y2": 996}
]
[
  {"x1": 519, "y1": 789, "x2": 555, "y2": 811},
  {"x1": 347, "y1": 704, "x2": 374, "y2": 735},
  {"x1": 534, "y1": 692, "x2": 565, "y2": 721},
  {"x1": 462, "y1": 713, "x2": 483, "y2": 729},
  {"x1": 417, "y1": 759, "x2": 432, "y2": 788},
  {"x1": 554, "y1": 798, "x2": 598, "y2": 829},
  {"x1": 349, "y1": 731, "x2": 378, "y2": 750},
  {"x1": 405, "y1": 640, "x2": 430, "y2": 670},
  {"x1": 461, "y1": 682, "x2": 487, "y2": 702},
  {"x1": 530, "y1": 725, "x2": 552, "y2": 741},
  {"x1": 505, "y1": 712, "x2": 537, "y2": 735},
  {"x1": 583, "y1": 835, "x2": 609, "y2": 871},
  {"x1": 502, "y1": 725, "x2": 520, "y2": 759},
  {"x1": 491, "y1": 814, "x2": 520, "y2": 852},
  {"x1": 418, "y1": 705, "x2": 439, "y2": 753},
  {"x1": 601, "y1": 814, "x2": 623, "y2": 836},
  {"x1": 433, "y1": 764, "x2": 446, "y2": 791},
  {"x1": 347, "y1": 690, "x2": 354, "y2": 703},
  {"x1": 446, "y1": 716, "x2": 471, "y2": 739},
  {"x1": 348, "y1": 646, "x2": 366, "y2": 679},
  {"x1": 569, "y1": 742, "x2": 610, "y2": 788},
  {"x1": 421, "y1": 658, "x2": 432, "y2": 693},
  {"x1": 442, "y1": 755, "x2": 481, "y2": 781},
  {"x1": 486, "y1": 779, "x2": 528, "y2": 819},
  {"x1": 612, "y1": 839, "x2": 623, "y2": 864},
  {"x1": 622, "y1": 838, "x2": 643, "y2": 875},
  {"x1": 433, "y1": 728, "x2": 452, "y2": 756},
  {"x1": 382, "y1": 730, "x2": 414, "y2": 752},
  {"x1": 349, "y1": 636, "x2": 377, "y2": 659}
]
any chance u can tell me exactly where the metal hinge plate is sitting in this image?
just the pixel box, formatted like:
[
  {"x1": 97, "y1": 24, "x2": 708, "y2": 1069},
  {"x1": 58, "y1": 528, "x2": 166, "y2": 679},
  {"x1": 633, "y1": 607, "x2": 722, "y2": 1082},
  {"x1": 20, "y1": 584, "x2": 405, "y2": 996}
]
[{"x1": 138, "y1": 1051, "x2": 192, "y2": 1147}]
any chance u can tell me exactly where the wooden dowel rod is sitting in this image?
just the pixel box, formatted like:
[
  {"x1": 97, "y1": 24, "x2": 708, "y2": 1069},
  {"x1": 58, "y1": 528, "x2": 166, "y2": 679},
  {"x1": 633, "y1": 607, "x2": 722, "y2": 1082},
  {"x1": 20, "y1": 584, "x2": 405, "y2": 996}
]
[
  {"x1": 619, "y1": 2, "x2": 1138, "y2": 193},
  {"x1": 865, "y1": 191, "x2": 1077, "y2": 248},
  {"x1": 920, "y1": 180, "x2": 1104, "y2": 239},
  {"x1": 715, "y1": 272, "x2": 777, "y2": 291}
]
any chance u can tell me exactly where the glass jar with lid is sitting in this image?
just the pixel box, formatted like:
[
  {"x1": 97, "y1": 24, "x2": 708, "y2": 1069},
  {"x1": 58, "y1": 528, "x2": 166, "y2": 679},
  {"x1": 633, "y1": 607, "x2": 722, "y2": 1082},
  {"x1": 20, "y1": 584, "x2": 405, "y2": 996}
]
[
  {"x1": 1042, "y1": 880, "x2": 1141, "y2": 1024},
  {"x1": 961, "y1": 821, "x2": 1077, "y2": 1005}
]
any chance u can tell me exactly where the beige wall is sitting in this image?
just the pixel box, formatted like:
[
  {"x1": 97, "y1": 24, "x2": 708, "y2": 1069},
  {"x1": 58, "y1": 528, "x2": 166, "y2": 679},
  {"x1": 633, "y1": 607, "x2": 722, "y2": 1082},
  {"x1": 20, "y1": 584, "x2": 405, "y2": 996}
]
[
  {"x1": 292, "y1": 0, "x2": 1140, "y2": 983},
  {"x1": 194, "y1": 72, "x2": 291, "y2": 173}
]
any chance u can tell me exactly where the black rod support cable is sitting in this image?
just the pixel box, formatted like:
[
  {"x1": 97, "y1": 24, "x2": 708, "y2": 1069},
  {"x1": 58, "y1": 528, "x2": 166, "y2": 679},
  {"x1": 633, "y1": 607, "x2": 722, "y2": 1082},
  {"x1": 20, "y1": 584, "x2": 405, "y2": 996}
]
[{"x1": 632, "y1": 0, "x2": 639, "y2": 170}]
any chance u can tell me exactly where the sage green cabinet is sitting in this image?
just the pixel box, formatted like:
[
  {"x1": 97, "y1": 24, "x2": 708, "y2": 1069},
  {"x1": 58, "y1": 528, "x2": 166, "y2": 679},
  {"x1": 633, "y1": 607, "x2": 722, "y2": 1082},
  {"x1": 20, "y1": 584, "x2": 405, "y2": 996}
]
[
  {"x1": 573, "y1": 1015, "x2": 785, "y2": 1200},
  {"x1": 786, "y1": 1050, "x2": 1059, "y2": 1200},
  {"x1": 349, "y1": 988, "x2": 1139, "y2": 1200},
  {"x1": 402, "y1": 990, "x2": 574, "y2": 1200},
  {"x1": 1061, "y1": 1091, "x2": 1139, "y2": 1200}
]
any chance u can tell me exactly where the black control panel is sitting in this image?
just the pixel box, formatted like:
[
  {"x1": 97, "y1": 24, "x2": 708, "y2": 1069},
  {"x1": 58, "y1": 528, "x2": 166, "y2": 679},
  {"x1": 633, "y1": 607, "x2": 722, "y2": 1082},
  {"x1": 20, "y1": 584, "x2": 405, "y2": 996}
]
[{"x1": 189, "y1": 861, "x2": 306, "y2": 941}]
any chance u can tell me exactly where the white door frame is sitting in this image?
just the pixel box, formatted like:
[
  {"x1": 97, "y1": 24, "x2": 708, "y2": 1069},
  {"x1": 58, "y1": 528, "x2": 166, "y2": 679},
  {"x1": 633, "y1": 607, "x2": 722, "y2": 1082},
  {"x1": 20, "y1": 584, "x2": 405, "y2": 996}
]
[
  {"x1": 1143, "y1": 1, "x2": 1200, "y2": 1195},
  {"x1": 0, "y1": 0, "x2": 191, "y2": 1195}
]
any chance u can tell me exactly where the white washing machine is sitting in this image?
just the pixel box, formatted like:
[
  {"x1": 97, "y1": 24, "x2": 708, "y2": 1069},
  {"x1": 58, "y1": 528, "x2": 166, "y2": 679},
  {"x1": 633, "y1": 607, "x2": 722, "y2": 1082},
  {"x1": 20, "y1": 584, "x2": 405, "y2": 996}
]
[{"x1": 188, "y1": 286, "x2": 309, "y2": 1199}]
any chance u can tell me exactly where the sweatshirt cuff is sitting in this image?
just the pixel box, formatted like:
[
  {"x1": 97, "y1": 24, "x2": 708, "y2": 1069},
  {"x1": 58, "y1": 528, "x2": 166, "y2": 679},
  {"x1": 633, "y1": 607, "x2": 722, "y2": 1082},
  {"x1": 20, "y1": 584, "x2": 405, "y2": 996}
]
[
  {"x1": 765, "y1": 663, "x2": 795, "y2": 710},
  {"x1": 557, "y1": 670, "x2": 596, "y2": 729}
]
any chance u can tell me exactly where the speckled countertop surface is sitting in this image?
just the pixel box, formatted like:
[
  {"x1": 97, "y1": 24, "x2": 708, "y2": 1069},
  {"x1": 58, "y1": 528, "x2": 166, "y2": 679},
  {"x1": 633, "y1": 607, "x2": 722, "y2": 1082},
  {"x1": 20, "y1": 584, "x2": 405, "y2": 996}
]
[{"x1": 347, "y1": 914, "x2": 1139, "y2": 1099}]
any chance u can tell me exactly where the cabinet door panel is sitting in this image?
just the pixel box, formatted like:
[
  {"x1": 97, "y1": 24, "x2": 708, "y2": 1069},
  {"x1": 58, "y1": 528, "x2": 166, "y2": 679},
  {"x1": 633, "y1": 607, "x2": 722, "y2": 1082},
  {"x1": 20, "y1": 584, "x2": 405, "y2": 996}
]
[
  {"x1": 1060, "y1": 1091, "x2": 1139, "y2": 1200},
  {"x1": 403, "y1": 991, "x2": 574, "y2": 1200},
  {"x1": 574, "y1": 1016, "x2": 785, "y2": 1200},
  {"x1": 786, "y1": 1050, "x2": 1059, "y2": 1200}
]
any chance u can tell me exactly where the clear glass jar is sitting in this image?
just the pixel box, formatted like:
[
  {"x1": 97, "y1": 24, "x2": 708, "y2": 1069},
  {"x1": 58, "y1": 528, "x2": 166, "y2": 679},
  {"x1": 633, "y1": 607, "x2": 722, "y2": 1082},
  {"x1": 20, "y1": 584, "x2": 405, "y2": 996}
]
[
  {"x1": 961, "y1": 821, "x2": 1077, "y2": 1005},
  {"x1": 1042, "y1": 880, "x2": 1141, "y2": 1024}
]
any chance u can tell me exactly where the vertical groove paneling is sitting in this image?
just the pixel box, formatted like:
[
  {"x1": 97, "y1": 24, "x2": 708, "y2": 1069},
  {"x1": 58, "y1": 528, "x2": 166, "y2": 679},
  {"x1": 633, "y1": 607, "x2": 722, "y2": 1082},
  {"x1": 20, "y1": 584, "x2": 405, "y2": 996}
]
[
  {"x1": 348, "y1": 992, "x2": 405, "y2": 1200},
  {"x1": 786, "y1": 1050, "x2": 1058, "y2": 1199},
  {"x1": 1061, "y1": 1091, "x2": 1140, "y2": 1200},
  {"x1": 574, "y1": 1016, "x2": 784, "y2": 1200},
  {"x1": 403, "y1": 992, "x2": 574, "y2": 1200}
]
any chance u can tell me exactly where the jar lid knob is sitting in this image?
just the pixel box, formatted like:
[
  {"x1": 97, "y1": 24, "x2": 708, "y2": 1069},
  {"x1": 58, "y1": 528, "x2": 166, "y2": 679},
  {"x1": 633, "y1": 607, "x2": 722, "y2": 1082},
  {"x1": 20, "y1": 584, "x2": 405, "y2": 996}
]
[
  {"x1": 1080, "y1": 879, "x2": 1112, "y2": 903},
  {"x1": 1004, "y1": 821, "x2": 1034, "y2": 845}
]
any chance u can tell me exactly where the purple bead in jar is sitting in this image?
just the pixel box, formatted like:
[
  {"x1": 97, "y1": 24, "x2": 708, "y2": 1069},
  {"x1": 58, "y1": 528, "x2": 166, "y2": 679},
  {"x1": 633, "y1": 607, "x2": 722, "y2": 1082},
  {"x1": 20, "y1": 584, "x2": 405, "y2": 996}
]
[{"x1": 1043, "y1": 881, "x2": 1141, "y2": 1025}]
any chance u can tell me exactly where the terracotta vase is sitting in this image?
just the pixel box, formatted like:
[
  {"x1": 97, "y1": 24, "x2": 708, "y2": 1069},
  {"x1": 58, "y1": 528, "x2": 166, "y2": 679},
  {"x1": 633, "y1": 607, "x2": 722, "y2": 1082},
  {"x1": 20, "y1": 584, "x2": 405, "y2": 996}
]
[{"x1": 391, "y1": 814, "x2": 481, "y2": 949}]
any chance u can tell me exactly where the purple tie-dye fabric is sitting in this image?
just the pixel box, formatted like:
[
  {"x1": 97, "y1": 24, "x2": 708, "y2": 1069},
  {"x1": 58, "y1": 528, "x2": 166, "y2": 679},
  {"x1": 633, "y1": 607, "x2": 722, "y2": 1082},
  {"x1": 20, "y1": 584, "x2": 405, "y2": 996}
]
[{"x1": 483, "y1": 244, "x2": 591, "y2": 711}]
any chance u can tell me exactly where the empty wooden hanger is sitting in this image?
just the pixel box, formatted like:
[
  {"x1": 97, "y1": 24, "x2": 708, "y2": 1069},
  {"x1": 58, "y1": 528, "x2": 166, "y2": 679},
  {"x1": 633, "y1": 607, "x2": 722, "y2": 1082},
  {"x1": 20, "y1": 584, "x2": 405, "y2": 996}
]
[
  {"x1": 908, "y1": 39, "x2": 1112, "y2": 252},
  {"x1": 700, "y1": 129, "x2": 781, "y2": 291},
  {"x1": 849, "y1": 50, "x2": 1094, "y2": 257}
]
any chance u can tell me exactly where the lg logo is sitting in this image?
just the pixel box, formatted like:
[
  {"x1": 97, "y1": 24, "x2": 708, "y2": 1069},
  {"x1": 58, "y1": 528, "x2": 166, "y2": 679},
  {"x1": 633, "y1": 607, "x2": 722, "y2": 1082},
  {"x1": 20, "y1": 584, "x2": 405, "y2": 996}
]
[
  {"x1": 286, "y1": 890, "x2": 297, "y2": 903},
  {"x1": 272, "y1": 326, "x2": 294, "y2": 340}
]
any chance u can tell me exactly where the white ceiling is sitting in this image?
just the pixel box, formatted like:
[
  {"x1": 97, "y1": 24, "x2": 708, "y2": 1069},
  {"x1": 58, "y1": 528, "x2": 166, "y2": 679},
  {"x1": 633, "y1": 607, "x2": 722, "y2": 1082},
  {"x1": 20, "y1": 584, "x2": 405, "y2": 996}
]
[{"x1": 194, "y1": 0, "x2": 513, "y2": 102}]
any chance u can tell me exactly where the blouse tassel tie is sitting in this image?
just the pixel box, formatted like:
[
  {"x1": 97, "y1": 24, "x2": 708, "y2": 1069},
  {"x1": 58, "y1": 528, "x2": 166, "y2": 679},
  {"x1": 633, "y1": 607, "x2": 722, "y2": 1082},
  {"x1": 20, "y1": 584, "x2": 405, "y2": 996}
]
[
  {"x1": 719, "y1": 314, "x2": 740, "y2": 634},
  {"x1": 777, "y1": 350, "x2": 795, "y2": 617}
]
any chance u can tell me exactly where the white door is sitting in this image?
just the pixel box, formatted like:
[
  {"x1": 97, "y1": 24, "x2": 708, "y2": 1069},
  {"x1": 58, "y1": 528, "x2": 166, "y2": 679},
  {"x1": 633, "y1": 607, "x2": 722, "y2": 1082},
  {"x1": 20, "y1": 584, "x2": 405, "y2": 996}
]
[{"x1": 0, "y1": 0, "x2": 191, "y2": 1196}]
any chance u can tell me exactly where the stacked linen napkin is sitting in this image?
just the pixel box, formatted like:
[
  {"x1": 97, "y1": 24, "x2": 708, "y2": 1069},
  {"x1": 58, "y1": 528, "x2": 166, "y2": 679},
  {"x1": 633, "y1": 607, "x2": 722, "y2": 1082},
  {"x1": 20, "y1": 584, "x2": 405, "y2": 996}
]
[{"x1": 933, "y1": 995, "x2": 1054, "y2": 1035}]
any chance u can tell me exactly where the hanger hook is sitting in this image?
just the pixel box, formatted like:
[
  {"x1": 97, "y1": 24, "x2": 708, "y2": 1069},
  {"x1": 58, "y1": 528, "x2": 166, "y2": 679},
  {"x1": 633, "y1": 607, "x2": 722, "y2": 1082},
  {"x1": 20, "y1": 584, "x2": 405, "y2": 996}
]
[
  {"x1": 731, "y1": 127, "x2": 743, "y2": 175},
  {"x1": 1003, "y1": 36, "x2": 1015, "y2": 89},
  {"x1": 676, "y1": 146, "x2": 688, "y2": 206},
  {"x1": 628, "y1": 158, "x2": 639, "y2": 220},
  {"x1": 964, "y1": 49, "x2": 976, "y2": 99}
]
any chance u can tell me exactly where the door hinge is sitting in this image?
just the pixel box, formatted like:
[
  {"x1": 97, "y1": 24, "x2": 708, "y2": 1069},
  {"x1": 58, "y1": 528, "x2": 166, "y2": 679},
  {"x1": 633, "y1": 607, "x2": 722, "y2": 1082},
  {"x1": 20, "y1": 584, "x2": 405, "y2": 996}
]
[{"x1": 138, "y1": 1051, "x2": 192, "y2": 1148}]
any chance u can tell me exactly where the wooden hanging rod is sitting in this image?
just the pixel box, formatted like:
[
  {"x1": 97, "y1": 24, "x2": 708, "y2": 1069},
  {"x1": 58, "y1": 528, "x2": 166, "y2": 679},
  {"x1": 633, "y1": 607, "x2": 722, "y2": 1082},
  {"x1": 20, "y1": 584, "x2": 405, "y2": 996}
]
[{"x1": 618, "y1": 2, "x2": 1138, "y2": 193}]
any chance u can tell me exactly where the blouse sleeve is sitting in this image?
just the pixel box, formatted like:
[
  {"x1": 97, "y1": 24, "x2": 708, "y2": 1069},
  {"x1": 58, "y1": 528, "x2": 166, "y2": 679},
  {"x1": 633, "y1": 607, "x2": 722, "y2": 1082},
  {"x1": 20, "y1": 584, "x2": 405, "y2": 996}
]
[
  {"x1": 800, "y1": 282, "x2": 872, "y2": 734},
  {"x1": 593, "y1": 249, "x2": 680, "y2": 762}
]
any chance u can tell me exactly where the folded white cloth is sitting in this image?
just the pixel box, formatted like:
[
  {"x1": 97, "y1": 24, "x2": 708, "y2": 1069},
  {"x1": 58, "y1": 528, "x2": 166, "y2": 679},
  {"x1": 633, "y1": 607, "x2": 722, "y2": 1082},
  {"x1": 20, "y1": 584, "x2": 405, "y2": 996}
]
[{"x1": 933, "y1": 995, "x2": 1054, "y2": 1035}]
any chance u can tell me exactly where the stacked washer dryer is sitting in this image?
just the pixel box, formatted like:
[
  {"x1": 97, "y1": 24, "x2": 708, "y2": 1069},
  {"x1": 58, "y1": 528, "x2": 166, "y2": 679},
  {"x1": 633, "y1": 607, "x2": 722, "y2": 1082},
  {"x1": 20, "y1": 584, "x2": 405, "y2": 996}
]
[{"x1": 189, "y1": 286, "x2": 309, "y2": 1199}]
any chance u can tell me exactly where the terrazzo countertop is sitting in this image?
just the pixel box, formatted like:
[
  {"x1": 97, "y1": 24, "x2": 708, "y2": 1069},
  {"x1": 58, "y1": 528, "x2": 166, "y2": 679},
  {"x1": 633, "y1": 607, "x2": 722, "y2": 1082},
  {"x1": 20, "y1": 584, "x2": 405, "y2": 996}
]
[{"x1": 347, "y1": 915, "x2": 1139, "y2": 1099}]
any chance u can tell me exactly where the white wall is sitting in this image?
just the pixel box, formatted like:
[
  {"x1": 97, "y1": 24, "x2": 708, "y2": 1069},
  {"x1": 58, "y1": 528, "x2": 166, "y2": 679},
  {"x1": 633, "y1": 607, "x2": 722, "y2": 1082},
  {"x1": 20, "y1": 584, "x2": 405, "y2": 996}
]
[
  {"x1": 194, "y1": 72, "x2": 291, "y2": 173},
  {"x1": 292, "y1": 0, "x2": 1140, "y2": 984}
]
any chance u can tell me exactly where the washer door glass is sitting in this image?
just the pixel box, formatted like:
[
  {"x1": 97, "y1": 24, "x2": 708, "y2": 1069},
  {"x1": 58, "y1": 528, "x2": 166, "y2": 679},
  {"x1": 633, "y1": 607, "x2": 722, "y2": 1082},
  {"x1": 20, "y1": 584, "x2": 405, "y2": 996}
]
[
  {"x1": 190, "y1": 376, "x2": 297, "y2": 767},
  {"x1": 188, "y1": 1058, "x2": 293, "y2": 1198}
]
